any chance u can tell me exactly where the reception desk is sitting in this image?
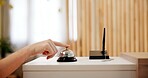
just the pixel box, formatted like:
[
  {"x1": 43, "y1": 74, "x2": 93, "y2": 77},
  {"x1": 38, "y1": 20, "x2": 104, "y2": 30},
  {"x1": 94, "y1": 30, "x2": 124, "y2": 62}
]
[
  {"x1": 121, "y1": 52, "x2": 148, "y2": 78},
  {"x1": 23, "y1": 57, "x2": 136, "y2": 78}
]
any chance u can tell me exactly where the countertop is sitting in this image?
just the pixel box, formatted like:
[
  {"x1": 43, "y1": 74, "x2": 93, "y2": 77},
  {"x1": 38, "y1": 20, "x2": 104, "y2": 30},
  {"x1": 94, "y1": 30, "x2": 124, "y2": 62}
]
[
  {"x1": 23, "y1": 57, "x2": 136, "y2": 71},
  {"x1": 121, "y1": 52, "x2": 148, "y2": 59}
]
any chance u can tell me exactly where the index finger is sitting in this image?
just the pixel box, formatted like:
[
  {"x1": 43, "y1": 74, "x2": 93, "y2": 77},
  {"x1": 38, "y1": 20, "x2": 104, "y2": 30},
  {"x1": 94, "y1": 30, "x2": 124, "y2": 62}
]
[{"x1": 53, "y1": 41, "x2": 70, "y2": 47}]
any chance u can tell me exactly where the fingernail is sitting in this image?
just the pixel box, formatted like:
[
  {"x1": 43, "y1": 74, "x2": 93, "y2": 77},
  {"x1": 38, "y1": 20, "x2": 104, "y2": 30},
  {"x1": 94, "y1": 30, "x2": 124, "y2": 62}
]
[
  {"x1": 46, "y1": 56, "x2": 49, "y2": 59},
  {"x1": 47, "y1": 56, "x2": 51, "y2": 59}
]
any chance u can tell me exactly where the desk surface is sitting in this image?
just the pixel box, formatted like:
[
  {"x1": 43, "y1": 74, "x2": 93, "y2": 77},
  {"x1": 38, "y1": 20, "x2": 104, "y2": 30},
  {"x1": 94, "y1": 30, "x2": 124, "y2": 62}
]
[
  {"x1": 23, "y1": 57, "x2": 136, "y2": 71},
  {"x1": 122, "y1": 52, "x2": 148, "y2": 59}
]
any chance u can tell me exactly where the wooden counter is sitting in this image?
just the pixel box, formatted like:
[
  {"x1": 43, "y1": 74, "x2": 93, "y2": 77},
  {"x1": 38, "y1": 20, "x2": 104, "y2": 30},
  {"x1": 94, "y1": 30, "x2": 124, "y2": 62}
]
[{"x1": 121, "y1": 52, "x2": 148, "y2": 78}]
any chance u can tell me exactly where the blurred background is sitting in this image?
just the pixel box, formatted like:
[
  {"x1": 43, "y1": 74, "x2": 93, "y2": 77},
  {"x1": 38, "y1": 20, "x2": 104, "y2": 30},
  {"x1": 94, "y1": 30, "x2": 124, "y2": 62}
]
[
  {"x1": 0, "y1": 0, "x2": 148, "y2": 77},
  {"x1": 0, "y1": 0, "x2": 148, "y2": 57}
]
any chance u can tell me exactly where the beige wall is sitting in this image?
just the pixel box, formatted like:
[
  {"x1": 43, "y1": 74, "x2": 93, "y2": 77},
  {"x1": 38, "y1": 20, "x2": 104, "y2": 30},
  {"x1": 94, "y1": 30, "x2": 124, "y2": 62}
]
[
  {"x1": 0, "y1": 6, "x2": 2, "y2": 39},
  {"x1": 69, "y1": 0, "x2": 148, "y2": 56},
  {"x1": 0, "y1": 0, "x2": 10, "y2": 39}
]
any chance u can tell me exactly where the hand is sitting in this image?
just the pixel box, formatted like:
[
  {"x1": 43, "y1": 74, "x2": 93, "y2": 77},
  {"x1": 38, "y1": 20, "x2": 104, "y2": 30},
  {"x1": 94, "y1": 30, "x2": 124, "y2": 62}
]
[{"x1": 27, "y1": 39, "x2": 70, "y2": 59}]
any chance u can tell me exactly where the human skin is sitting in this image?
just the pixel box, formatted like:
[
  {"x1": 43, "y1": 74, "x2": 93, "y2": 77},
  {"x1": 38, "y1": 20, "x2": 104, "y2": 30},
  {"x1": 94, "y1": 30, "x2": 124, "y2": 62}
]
[{"x1": 0, "y1": 39, "x2": 69, "y2": 78}]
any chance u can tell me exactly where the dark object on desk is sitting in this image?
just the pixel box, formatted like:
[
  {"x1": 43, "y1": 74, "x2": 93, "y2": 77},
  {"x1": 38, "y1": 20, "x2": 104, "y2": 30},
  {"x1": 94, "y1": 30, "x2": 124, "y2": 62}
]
[
  {"x1": 57, "y1": 47, "x2": 77, "y2": 62},
  {"x1": 89, "y1": 50, "x2": 109, "y2": 59},
  {"x1": 89, "y1": 28, "x2": 110, "y2": 59},
  {"x1": 57, "y1": 57, "x2": 77, "y2": 62}
]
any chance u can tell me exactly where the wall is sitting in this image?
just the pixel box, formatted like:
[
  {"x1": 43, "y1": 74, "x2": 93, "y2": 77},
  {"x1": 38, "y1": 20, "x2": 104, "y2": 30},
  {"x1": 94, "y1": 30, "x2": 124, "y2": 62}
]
[
  {"x1": 0, "y1": 4, "x2": 1, "y2": 58},
  {"x1": 70, "y1": 0, "x2": 148, "y2": 56}
]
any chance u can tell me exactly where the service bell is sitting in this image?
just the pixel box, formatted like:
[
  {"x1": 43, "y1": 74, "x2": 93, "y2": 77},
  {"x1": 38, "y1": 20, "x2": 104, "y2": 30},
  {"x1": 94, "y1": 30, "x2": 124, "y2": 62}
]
[{"x1": 57, "y1": 47, "x2": 77, "y2": 62}]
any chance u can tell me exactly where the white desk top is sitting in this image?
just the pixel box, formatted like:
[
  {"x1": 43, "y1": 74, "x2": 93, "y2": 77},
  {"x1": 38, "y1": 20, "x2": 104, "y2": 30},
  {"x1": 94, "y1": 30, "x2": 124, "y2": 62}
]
[{"x1": 23, "y1": 57, "x2": 136, "y2": 71}]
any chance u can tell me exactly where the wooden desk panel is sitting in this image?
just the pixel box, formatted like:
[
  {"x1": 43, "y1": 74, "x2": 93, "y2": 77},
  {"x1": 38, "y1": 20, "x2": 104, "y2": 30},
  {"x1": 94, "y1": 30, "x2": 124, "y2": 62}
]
[{"x1": 121, "y1": 52, "x2": 148, "y2": 78}]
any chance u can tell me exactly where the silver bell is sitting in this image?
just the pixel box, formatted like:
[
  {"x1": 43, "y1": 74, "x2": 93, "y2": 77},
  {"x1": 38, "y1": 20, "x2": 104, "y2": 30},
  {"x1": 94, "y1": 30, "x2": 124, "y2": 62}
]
[
  {"x1": 59, "y1": 48, "x2": 75, "y2": 57},
  {"x1": 57, "y1": 47, "x2": 77, "y2": 62}
]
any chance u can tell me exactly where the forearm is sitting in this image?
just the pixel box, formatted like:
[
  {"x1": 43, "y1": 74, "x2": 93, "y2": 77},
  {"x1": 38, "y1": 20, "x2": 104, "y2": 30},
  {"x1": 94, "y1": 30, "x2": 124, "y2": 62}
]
[
  {"x1": 0, "y1": 39, "x2": 68, "y2": 78},
  {"x1": 0, "y1": 46, "x2": 31, "y2": 78}
]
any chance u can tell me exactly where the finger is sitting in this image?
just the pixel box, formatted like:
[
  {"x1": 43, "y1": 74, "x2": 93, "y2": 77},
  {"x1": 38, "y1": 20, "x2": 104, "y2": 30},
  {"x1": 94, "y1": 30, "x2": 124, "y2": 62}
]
[
  {"x1": 42, "y1": 50, "x2": 49, "y2": 55},
  {"x1": 43, "y1": 45, "x2": 54, "y2": 55},
  {"x1": 53, "y1": 41, "x2": 70, "y2": 47},
  {"x1": 47, "y1": 52, "x2": 56, "y2": 59},
  {"x1": 48, "y1": 40, "x2": 58, "y2": 53},
  {"x1": 46, "y1": 54, "x2": 54, "y2": 59}
]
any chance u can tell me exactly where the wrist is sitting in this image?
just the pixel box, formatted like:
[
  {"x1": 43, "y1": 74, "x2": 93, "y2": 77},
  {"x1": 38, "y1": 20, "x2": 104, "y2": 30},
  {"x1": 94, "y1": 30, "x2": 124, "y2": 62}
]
[
  {"x1": 25, "y1": 44, "x2": 39, "y2": 57},
  {"x1": 19, "y1": 45, "x2": 33, "y2": 58},
  {"x1": 25, "y1": 45, "x2": 35, "y2": 57}
]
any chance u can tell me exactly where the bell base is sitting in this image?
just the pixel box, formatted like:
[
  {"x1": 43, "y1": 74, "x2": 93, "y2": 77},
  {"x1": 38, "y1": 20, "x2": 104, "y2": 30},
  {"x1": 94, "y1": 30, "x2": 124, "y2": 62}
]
[{"x1": 57, "y1": 57, "x2": 77, "y2": 62}]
